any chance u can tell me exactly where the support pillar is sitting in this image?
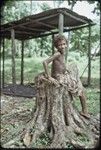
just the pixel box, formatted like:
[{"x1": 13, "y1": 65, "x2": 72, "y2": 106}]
[
  {"x1": 58, "y1": 13, "x2": 64, "y2": 35},
  {"x1": 2, "y1": 38, "x2": 5, "y2": 88},
  {"x1": 52, "y1": 34, "x2": 55, "y2": 54},
  {"x1": 11, "y1": 29, "x2": 16, "y2": 84},
  {"x1": 87, "y1": 25, "x2": 91, "y2": 86},
  {"x1": 21, "y1": 40, "x2": 24, "y2": 85}
]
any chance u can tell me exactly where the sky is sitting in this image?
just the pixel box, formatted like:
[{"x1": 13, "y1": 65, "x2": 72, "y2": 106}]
[
  {"x1": 36, "y1": 1, "x2": 99, "y2": 21},
  {"x1": 69, "y1": 1, "x2": 98, "y2": 20}
]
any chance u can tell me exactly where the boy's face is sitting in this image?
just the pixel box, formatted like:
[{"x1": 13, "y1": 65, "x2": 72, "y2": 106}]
[{"x1": 57, "y1": 39, "x2": 67, "y2": 54}]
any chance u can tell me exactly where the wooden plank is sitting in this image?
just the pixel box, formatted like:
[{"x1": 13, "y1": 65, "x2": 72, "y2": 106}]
[
  {"x1": 27, "y1": 23, "x2": 95, "y2": 39},
  {"x1": 2, "y1": 38, "x2": 5, "y2": 87},
  {"x1": 21, "y1": 40, "x2": 24, "y2": 85},
  {"x1": 15, "y1": 30, "x2": 37, "y2": 35},
  {"x1": 58, "y1": 13, "x2": 64, "y2": 35},
  {"x1": 1, "y1": 23, "x2": 95, "y2": 40},
  {"x1": 59, "y1": 10, "x2": 89, "y2": 24},
  {"x1": 11, "y1": 29, "x2": 16, "y2": 84},
  {"x1": 87, "y1": 25, "x2": 91, "y2": 86},
  {"x1": 52, "y1": 34, "x2": 55, "y2": 54},
  {"x1": 1, "y1": 14, "x2": 58, "y2": 32},
  {"x1": 35, "y1": 20, "x2": 56, "y2": 29},
  {"x1": 19, "y1": 25, "x2": 47, "y2": 32}
]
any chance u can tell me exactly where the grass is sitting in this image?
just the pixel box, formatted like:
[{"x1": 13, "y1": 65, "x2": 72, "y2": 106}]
[
  {"x1": 1, "y1": 56, "x2": 46, "y2": 84},
  {"x1": 1, "y1": 53, "x2": 100, "y2": 148},
  {"x1": 1, "y1": 53, "x2": 100, "y2": 115},
  {"x1": 74, "y1": 87, "x2": 100, "y2": 115},
  {"x1": 67, "y1": 52, "x2": 100, "y2": 79},
  {"x1": 1, "y1": 53, "x2": 100, "y2": 84}
]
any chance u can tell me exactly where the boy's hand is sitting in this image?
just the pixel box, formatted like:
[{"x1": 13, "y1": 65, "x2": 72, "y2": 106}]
[{"x1": 48, "y1": 76, "x2": 59, "y2": 86}]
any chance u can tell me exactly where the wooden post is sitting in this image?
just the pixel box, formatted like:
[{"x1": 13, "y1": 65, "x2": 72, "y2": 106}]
[
  {"x1": 11, "y1": 29, "x2": 16, "y2": 84},
  {"x1": 2, "y1": 38, "x2": 5, "y2": 88},
  {"x1": 58, "y1": 13, "x2": 64, "y2": 35},
  {"x1": 58, "y1": 13, "x2": 68, "y2": 62},
  {"x1": 52, "y1": 34, "x2": 55, "y2": 54},
  {"x1": 87, "y1": 25, "x2": 91, "y2": 86},
  {"x1": 21, "y1": 40, "x2": 24, "y2": 85},
  {"x1": 65, "y1": 34, "x2": 69, "y2": 63}
]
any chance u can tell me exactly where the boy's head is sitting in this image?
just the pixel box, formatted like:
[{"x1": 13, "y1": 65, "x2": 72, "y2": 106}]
[{"x1": 54, "y1": 34, "x2": 68, "y2": 53}]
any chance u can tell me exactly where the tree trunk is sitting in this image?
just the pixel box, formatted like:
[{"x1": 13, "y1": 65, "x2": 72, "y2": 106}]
[{"x1": 18, "y1": 72, "x2": 100, "y2": 149}]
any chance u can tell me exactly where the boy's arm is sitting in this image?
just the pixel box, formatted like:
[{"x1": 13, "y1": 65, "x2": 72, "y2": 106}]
[{"x1": 43, "y1": 52, "x2": 60, "y2": 78}]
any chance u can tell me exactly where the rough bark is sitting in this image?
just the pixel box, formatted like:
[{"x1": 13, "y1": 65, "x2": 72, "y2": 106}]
[{"x1": 5, "y1": 72, "x2": 99, "y2": 148}]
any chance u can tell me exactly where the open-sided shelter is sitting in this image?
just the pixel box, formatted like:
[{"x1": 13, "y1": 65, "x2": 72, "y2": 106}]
[{"x1": 1, "y1": 8, "x2": 95, "y2": 86}]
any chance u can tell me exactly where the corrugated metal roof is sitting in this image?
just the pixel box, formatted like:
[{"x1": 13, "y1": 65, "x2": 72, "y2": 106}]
[{"x1": 0, "y1": 8, "x2": 93, "y2": 40}]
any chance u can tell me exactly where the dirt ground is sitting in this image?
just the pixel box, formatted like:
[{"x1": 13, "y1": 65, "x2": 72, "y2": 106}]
[
  {"x1": 1, "y1": 79, "x2": 100, "y2": 148},
  {"x1": 1, "y1": 88, "x2": 36, "y2": 148},
  {"x1": 2, "y1": 84, "x2": 36, "y2": 98}
]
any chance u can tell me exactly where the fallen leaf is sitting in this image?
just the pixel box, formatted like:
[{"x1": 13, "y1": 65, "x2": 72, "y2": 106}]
[{"x1": 23, "y1": 131, "x2": 32, "y2": 147}]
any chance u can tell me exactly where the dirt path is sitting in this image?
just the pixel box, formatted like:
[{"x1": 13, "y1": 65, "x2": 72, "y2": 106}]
[{"x1": 1, "y1": 94, "x2": 36, "y2": 148}]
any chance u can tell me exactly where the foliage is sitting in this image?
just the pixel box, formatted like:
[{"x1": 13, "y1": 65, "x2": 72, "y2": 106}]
[
  {"x1": 35, "y1": 133, "x2": 51, "y2": 147},
  {"x1": 53, "y1": 0, "x2": 100, "y2": 15},
  {"x1": 35, "y1": 3, "x2": 52, "y2": 57},
  {"x1": 1, "y1": 1, "x2": 53, "y2": 57},
  {"x1": 87, "y1": 0, "x2": 100, "y2": 15},
  {"x1": 69, "y1": 24, "x2": 100, "y2": 54},
  {"x1": 1, "y1": 0, "x2": 39, "y2": 24},
  {"x1": 38, "y1": 2, "x2": 52, "y2": 10},
  {"x1": 53, "y1": 0, "x2": 64, "y2": 8},
  {"x1": 1, "y1": 52, "x2": 100, "y2": 85},
  {"x1": 1, "y1": 1, "x2": 100, "y2": 58},
  {"x1": 1, "y1": 52, "x2": 100, "y2": 148},
  {"x1": 74, "y1": 87, "x2": 100, "y2": 116}
]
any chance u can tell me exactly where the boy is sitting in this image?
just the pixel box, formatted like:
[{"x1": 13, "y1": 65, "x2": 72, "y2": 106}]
[{"x1": 43, "y1": 34, "x2": 90, "y2": 118}]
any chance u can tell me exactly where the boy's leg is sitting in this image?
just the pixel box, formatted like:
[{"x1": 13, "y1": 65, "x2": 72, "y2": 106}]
[
  {"x1": 79, "y1": 91, "x2": 90, "y2": 118},
  {"x1": 67, "y1": 63, "x2": 90, "y2": 119}
]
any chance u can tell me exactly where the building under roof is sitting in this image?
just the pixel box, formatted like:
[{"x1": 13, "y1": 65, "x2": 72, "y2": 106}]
[
  {"x1": 1, "y1": 7, "x2": 95, "y2": 88},
  {"x1": 1, "y1": 8, "x2": 94, "y2": 40}
]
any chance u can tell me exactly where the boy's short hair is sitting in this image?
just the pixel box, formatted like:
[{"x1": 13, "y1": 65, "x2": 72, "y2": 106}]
[{"x1": 54, "y1": 34, "x2": 68, "y2": 48}]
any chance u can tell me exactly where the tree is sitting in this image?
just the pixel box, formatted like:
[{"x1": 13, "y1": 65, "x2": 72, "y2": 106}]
[
  {"x1": 1, "y1": 1, "x2": 100, "y2": 148},
  {"x1": 86, "y1": 0, "x2": 100, "y2": 16},
  {"x1": 69, "y1": 24, "x2": 100, "y2": 55},
  {"x1": 36, "y1": 2, "x2": 52, "y2": 57},
  {"x1": 19, "y1": 72, "x2": 99, "y2": 148},
  {"x1": 53, "y1": 0, "x2": 100, "y2": 15}
]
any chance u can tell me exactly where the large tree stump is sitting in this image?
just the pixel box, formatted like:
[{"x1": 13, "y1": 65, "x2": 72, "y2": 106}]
[{"x1": 21, "y1": 72, "x2": 100, "y2": 149}]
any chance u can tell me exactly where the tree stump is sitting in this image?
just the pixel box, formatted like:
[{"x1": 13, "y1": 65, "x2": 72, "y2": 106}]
[{"x1": 21, "y1": 72, "x2": 100, "y2": 149}]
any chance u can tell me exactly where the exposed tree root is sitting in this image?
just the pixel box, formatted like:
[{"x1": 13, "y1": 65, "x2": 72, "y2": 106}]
[{"x1": 4, "y1": 73, "x2": 99, "y2": 148}]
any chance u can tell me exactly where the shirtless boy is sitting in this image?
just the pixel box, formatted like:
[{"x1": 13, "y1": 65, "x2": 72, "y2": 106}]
[{"x1": 43, "y1": 34, "x2": 90, "y2": 118}]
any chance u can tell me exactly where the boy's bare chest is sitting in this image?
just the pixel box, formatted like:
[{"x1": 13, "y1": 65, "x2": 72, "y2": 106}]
[
  {"x1": 53, "y1": 55, "x2": 66, "y2": 71},
  {"x1": 55, "y1": 55, "x2": 65, "y2": 65},
  {"x1": 51, "y1": 55, "x2": 66, "y2": 77}
]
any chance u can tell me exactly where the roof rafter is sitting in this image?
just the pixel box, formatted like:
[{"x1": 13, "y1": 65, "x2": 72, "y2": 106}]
[
  {"x1": 19, "y1": 25, "x2": 47, "y2": 32},
  {"x1": 1, "y1": 8, "x2": 94, "y2": 40},
  {"x1": 34, "y1": 20, "x2": 56, "y2": 29},
  {"x1": 1, "y1": 13, "x2": 58, "y2": 32},
  {"x1": 59, "y1": 10, "x2": 90, "y2": 24}
]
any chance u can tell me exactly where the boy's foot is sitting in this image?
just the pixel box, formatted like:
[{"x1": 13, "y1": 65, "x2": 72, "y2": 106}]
[{"x1": 80, "y1": 111, "x2": 90, "y2": 119}]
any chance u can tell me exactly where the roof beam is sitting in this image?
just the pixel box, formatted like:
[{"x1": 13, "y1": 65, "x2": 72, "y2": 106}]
[
  {"x1": 1, "y1": 23, "x2": 95, "y2": 40},
  {"x1": 19, "y1": 25, "x2": 47, "y2": 32},
  {"x1": 1, "y1": 33, "x2": 30, "y2": 40},
  {"x1": 34, "y1": 20, "x2": 56, "y2": 29},
  {"x1": 27, "y1": 23, "x2": 95, "y2": 39},
  {"x1": 14, "y1": 30, "x2": 36, "y2": 35},
  {"x1": 58, "y1": 10, "x2": 90, "y2": 24},
  {"x1": 1, "y1": 13, "x2": 58, "y2": 32}
]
